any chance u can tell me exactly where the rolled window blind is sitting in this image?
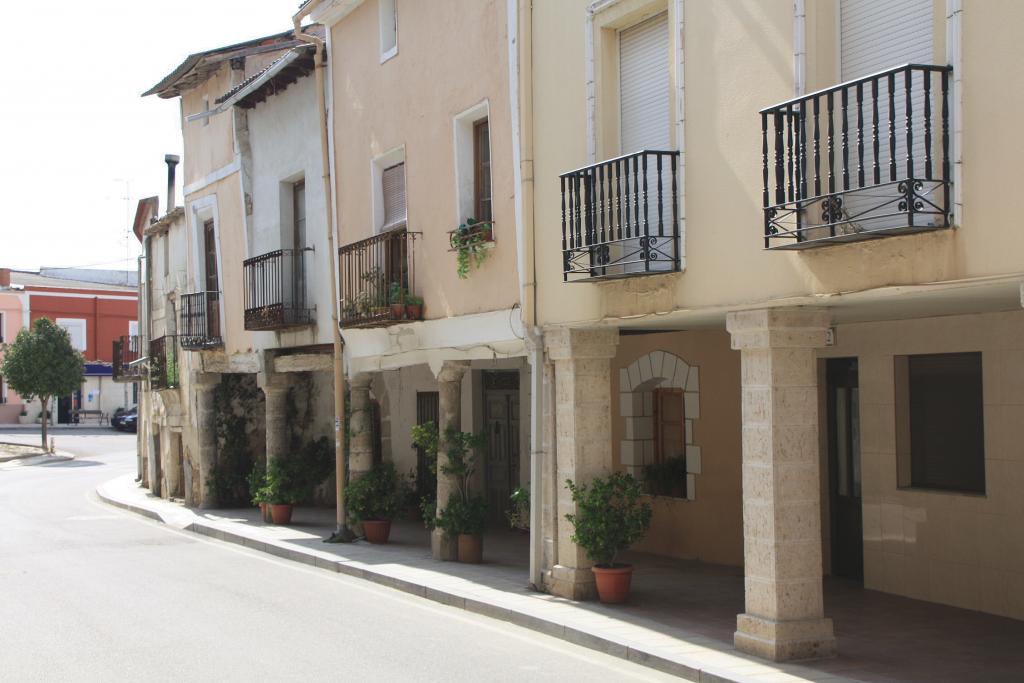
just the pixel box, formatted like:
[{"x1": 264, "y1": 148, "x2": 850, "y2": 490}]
[{"x1": 382, "y1": 162, "x2": 407, "y2": 231}]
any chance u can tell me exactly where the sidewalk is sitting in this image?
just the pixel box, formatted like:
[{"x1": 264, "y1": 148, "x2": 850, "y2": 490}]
[
  {"x1": 96, "y1": 473, "x2": 854, "y2": 683},
  {"x1": 97, "y1": 473, "x2": 1024, "y2": 683}
]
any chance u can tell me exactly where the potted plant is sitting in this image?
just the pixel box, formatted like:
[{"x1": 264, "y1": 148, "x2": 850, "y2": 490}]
[
  {"x1": 346, "y1": 461, "x2": 404, "y2": 543},
  {"x1": 388, "y1": 282, "x2": 406, "y2": 320},
  {"x1": 404, "y1": 294, "x2": 424, "y2": 321},
  {"x1": 433, "y1": 428, "x2": 488, "y2": 562},
  {"x1": 506, "y1": 485, "x2": 530, "y2": 532},
  {"x1": 247, "y1": 462, "x2": 272, "y2": 522},
  {"x1": 565, "y1": 472, "x2": 652, "y2": 603},
  {"x1": 438, "y1": 495, "x2": 488, "y2": 562},
  {"x1": 665, "y1": 455, "x2": 688, "y2": 498},
  {"x1": 449, "y1": 218, "x2": 493, "y2": 279},
  {"x1": 265, "y1": 457, "x2": 303, "y2": 525},
  {"x1": 17, "y1": 407, "x2": 32, "y2": 425}
]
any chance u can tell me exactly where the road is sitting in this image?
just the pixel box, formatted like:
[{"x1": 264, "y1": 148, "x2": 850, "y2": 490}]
[{"x1": 0, "y1": 428, "x2": 674, "y2": 682}]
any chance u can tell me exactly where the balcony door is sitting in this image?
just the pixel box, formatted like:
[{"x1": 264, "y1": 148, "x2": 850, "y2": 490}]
[
  {"x1": 832, "y1": 0, "x2": 937, "y2": 234},
  {"x1": 619, "y1": 11, "x2": 670, "y2": 154},
  {"x1": 615, "y1": 12, "x2": 674, "y2": 275},
  {"x1": 202, "y1": 219, "x2": 221, "y2": 339}
]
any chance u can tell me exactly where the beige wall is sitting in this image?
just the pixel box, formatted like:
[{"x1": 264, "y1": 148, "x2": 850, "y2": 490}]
[
  {"x1": 529, "y1": 0, "x2": 1024, "y2": 329},
  {"x1": 821, "y1": 310, "x2": 1024, "y2": 620},
  {"x1": 612, "y1": 330, "x2": 743, "y2": 566},
  {"x1": 329, "y1": 0, "x2": 520, "y2": 320},
  {"x1": 181, "y1": 67, "x2": 237, "y2": 187},
  {"x1": 185, "y1": 173, "x2": 253, "y2": 356}
]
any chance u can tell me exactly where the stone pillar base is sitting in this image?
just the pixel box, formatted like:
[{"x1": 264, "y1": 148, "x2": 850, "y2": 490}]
[
  {"x1": 546, "y1": 564, "x2": 596, "y2": 601},
  {"x1": 431, "y1": 529, "x2": 457, "y2": 561},
  {"x1": 734, "y1": 614, "x2": 836, "y2": 662}
]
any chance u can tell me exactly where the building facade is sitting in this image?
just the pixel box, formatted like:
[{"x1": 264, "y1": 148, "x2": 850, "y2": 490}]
[
  {"x1": 132, "y1": 0, "x2": 1024, "y2": 665},
  {"x1": 523, "y1": 0, "x2": 1023, "y2": 660},
  {"x1": 0, "y1": 267, "x2": 138, "y2": 424}
]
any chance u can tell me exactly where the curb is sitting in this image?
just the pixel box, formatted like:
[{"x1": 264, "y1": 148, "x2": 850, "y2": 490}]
[
  {"x1": 95, "y1": 480, "x2": 757, "y2": 683},
  {"x1": 0, "y1": 449, "x2": 76, "y2": 465}
]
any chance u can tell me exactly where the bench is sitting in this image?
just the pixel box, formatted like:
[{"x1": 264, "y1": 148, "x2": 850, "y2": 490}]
[{"x1": 72, "y1": 409, "x2": 108, "y2": 426}]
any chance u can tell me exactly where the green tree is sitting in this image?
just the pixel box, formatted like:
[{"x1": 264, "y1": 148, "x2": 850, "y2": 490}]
[{"x1": 0, "y1": 318, "x2": 85, "y2": 449}]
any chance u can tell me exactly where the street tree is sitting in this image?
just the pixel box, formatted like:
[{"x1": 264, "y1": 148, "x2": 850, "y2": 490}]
[{"x1": 0, "y1": 318, "x2": 84, "y2": 449}]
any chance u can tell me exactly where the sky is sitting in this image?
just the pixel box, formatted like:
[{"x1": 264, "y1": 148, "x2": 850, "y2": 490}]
[{"x1": 0, "y1": 1, "x2": 295, "y2": 273}]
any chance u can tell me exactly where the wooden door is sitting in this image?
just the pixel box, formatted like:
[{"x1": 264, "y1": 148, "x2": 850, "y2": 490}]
[
  {"x1": 827, "y1": 357, "x2": 863, "y2": 580},
  {"x1": 415, "y1": 392, "x2": 439, "y2": 500},
  {"x1": 484, "y1": 371, "x2": 520, "y2": 524}
]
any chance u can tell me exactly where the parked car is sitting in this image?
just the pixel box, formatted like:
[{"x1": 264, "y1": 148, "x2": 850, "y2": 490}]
[{"x1": 112, "y1": 406, "x2": 138, "y2": 433}]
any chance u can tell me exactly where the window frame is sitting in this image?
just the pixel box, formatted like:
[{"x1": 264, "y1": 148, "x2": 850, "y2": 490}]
[
  {"x1": 473, "y1": 119, "x2": 492, "y2": 222},
  {"x1": 895, "y1": 351, "x2": 986, "y2": 495},
  {"x1": 379, "y1": 0, "x2": 398, "y2": 63}
]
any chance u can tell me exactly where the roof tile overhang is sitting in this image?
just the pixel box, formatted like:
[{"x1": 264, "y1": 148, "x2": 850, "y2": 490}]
[
  {"x1": 142, "y1": 25, "x2": 324, "y2": 99},
  {"x1": 213, "y1": 44, "x2": 317, "y2": 111}
]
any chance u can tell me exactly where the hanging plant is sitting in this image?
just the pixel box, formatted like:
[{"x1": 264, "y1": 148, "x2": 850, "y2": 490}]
[{"x1": 448, "y1": 218, "x2": 494, "y2": 279}]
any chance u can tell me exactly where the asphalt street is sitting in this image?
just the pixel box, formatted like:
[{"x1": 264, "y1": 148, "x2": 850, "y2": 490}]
[{"x1": 0, "y1": 428, "x2": 676, "y2": 682}]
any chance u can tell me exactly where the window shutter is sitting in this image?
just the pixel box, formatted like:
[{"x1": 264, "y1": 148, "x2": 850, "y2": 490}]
[
  {"x1": 840, "y1": 0, "x2": 934, "y2": 81},
  {"x1": 619, "y1": 12, "x2": 671, "y2": 154},
  {"x1": 381, "y1": 162, "x2": 407, "y2": 231}
]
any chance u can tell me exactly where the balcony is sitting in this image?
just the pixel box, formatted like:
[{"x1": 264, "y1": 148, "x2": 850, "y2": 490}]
[
  {"x1": 761, "y1": 63, "x2": 952, "y2": 249},
  {"x1": 149, "y1": 336, "x2": 179, "y2": 391},
  {"x1": 179, "y1": 291, "x2": 223, "y2": 350},
  {"x1": 339, "y1": 228, "x2": 421, "y2": 329},
  {"x1": 243, "y1": 248, "x2": 313, "y2": 331},
  {"x1": 560, "y1": 150, "x2": 680, "y2": 282},
  {"x1": 112, "y1": 335, "x2": 143, "y2": 383}
]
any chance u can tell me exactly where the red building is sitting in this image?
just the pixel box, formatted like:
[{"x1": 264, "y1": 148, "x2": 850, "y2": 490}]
[{"x1": 0, "y1": 268, "x2": 139, "y2": 424}]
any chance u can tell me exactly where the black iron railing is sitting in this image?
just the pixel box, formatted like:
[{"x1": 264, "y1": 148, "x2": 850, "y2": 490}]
[
  {"x1": 149, "y1": 335, "x2": 179, "y2": 390},
  {"x1": 339, "y1": 228, "x2": 420, "y2": 328},
  {"x1": 112, "y1": 335, "x2": 143, "y2": 382},
  {"x1": 243, "y1": 248, "x2": 313, "y2": 331},
  {"x1": 560, "y1": 150, "x2": 679, "y2": 282},
  {"x1": 761, "y1": 64, "x2": 952, "y2": 248},
  {"x1": 179, "y1": 291, "x2": 222, "y2": 349}
]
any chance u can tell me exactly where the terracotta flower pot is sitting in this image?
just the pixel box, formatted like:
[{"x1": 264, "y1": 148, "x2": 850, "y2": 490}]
[
  {"x1": 270, "y1": 504, "x2": 293, "y2": 525},
  {"x1": 258, "y1": 502, "x2": 272, "y2": 523},
  {"x1": 405, "y1": 303, "x2": 423, "y2": 320},
  {"x1": 592, "y1": 564, "x2": 634, "y2": 604},
  {"x1": 389, "y1": 303, "x2": 405, "y2": 320},
  {"x1": 362, "y1": 519, "x2": 392, "y2": 544},
  {"x1": 457, "y1": 534, "x2": 483, "y2": 563}
]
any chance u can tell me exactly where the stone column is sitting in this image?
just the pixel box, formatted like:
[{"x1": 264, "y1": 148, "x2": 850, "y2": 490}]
[
  {"x1": 259, "y1": 372, "x2": 293, "y2": 465},
  {"x1": 348, "y1": 373, "x2": 375, "y2": 481},
  {"x1": 543, "y1": 327, "x2": 619, "y2": 600},
  {"x1": 193, "y1": 373, "x2": 222, "y2": 509},
  {"x1": 726, "y1": 308, "x2": 836, "y2": 661},
  {"x1": 432, "y1": 360, "x2": 470, "y2": 561}
]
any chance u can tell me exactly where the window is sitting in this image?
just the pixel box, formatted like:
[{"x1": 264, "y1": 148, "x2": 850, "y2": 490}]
[
  {"x1": 653, "y1": 388, "x2": 685, "y2": 464},
  {"x1": 473, "y1": 119, "x2": 492, "y2": 222},
  {"x1": 381, "y1": 162, "x2": 407, "y2": 232},
  {"x1": 0, "y1": 310, "x2": 4, "y2": 344},
  {"x1": 202, "y1": 97, "x2": 210, "y2": 127},
  {"x1": 293, "y1": 181, "x2": 307, "y2": 251},
  {"x1": 379, "y1": 0, "x2": 398, "y2": 61},
  {"x1": 896, "y1": 352, "x2": 985, "y2": 494},
  {"x1": 56, "y1": 318, "x2": 87, "y2": 352},
  {"x1": 0, "y1": 374, "x2": 6, "y2": 404},
  {"x1": 162, "y1": 234, "x2": 170, "y2": 278}
]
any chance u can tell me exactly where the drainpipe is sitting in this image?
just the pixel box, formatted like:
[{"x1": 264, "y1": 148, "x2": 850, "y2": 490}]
[
  {"x1": 137, "y1": 250, "x2": 145, "y2": 483},
  {"x1": 507, "y1": 0, "x2": 544, "y2": 590},
  {"x1": 292, "y1": 3, "x2": 354, "y2": 542}
]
